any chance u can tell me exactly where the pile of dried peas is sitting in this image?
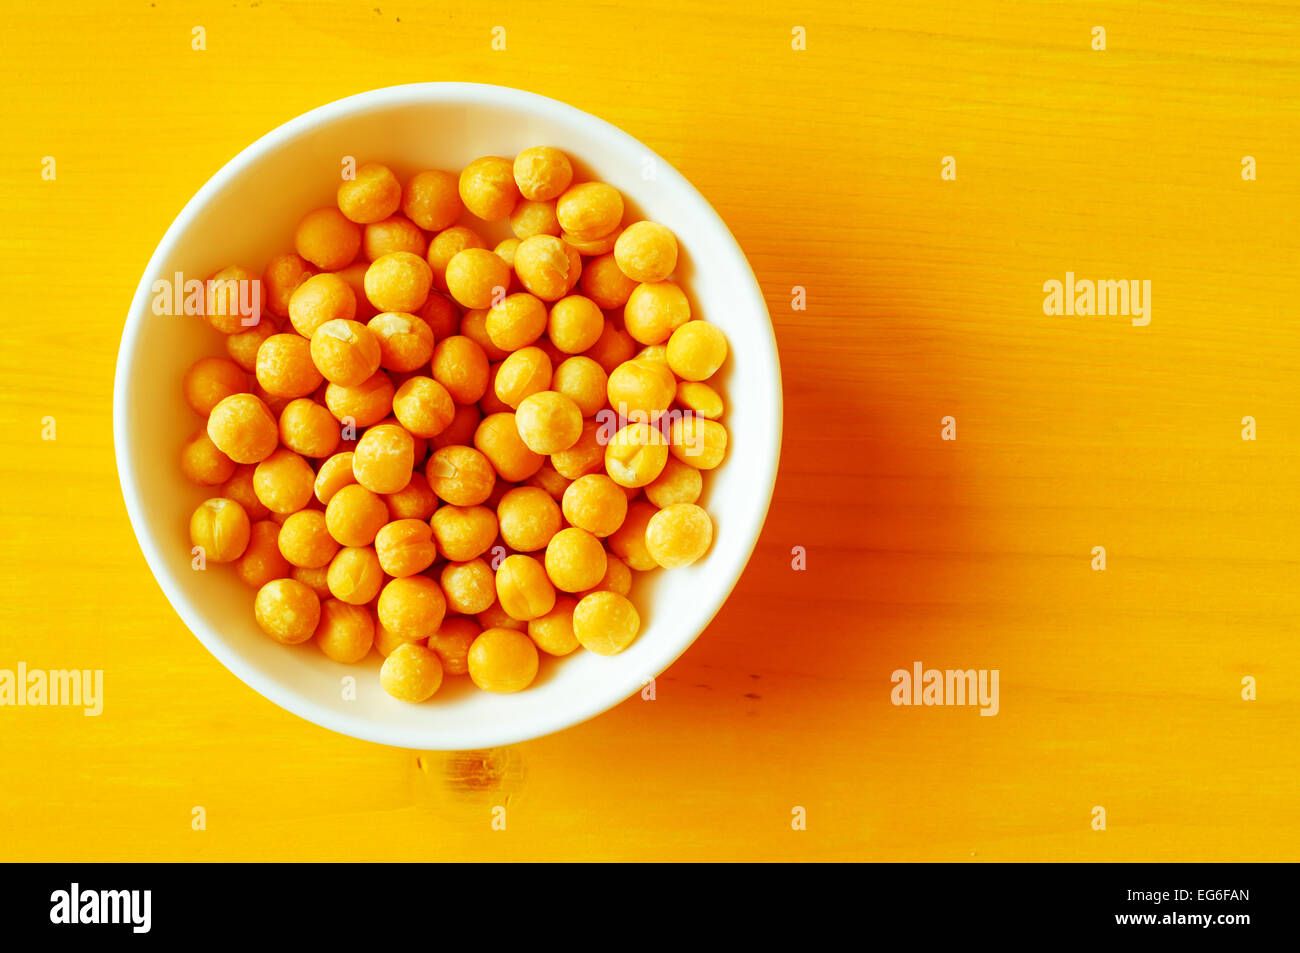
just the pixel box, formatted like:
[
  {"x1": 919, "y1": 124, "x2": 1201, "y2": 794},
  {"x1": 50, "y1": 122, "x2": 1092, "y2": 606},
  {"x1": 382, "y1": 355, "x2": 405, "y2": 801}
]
[{"x1": 181, "y1": 147, "x2": 729, "y2": 701}]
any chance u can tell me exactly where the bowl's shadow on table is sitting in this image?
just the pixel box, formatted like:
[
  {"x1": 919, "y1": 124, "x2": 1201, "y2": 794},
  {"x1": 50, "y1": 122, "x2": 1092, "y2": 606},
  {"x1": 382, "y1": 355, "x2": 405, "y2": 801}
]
[{"x1": 657, "y1": 304, "x2": 982, "y2": 722}]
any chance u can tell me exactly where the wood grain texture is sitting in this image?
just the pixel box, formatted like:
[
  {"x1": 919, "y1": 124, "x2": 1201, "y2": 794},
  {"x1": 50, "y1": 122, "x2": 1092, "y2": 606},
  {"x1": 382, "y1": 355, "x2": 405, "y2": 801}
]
[{"x1": 0, "y1": 0, "x2": 1297, "y2": 861}]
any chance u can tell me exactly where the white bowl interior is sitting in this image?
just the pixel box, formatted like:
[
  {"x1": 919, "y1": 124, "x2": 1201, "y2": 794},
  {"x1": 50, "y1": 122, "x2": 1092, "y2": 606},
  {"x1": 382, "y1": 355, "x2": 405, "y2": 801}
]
[{"x1": 115, "y1": 84, "x2": 781, "y2": 749}]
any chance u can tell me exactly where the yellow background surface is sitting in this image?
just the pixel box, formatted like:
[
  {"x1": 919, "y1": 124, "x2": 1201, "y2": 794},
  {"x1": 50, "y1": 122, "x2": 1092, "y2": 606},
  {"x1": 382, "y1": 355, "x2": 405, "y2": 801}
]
[{"x1": 1, "y1": 0, "x2": 1297, "y2": 861}]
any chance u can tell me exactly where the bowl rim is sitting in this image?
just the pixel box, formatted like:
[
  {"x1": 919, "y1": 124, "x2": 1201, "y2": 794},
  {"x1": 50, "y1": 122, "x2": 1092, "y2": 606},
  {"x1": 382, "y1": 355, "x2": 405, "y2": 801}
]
[{"x1": 113, "y1": 81, "x2": 783, "y2": 749}]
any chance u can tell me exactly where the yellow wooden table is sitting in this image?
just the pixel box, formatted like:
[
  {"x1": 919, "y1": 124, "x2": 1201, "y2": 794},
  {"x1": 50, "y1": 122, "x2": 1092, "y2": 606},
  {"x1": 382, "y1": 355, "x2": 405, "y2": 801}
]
[{"x1": 1, "y1": 0, "x2": 1297, "y2": 861}]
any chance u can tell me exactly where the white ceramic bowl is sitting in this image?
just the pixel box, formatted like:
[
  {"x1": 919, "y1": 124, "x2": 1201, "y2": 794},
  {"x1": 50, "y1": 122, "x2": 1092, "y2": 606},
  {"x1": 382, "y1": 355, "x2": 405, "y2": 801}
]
[{"x1": 114, "y1": 83, "x2": 781, "y2": 749}]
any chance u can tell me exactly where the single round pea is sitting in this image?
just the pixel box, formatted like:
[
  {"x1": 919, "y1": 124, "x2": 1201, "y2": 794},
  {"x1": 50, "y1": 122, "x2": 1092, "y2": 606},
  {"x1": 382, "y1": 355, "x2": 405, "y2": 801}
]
[
  {"x1": 515, "y1": 391, "x2": 583, "y2": 454},
  {"x1": 325, "y1": 483, "x2": 389, "y2": 547},
  {"x1": 426, "y1": 445, "x2": 495, "y2": 506},
  {"x1": 513, "y1": 146, "x2": 573, "y2": 202},
  {"x1": 624, "y1": 281, "x2": 691, "y2": 345},
  {"x1": 337, "y1": 162, "x2": 402, "y2": 224},
  {"x1": 183, "y1": 356, "x2": 249, "y2": 417},
  {"x1": 485, "y1": 292, "x2": 548, "y2": 352},
  {"x1": 614, "y1": 221, "x2": 678, "y2": 283},
  {"x1": 189, "y1": 497, "x2": 250, "y2": 564},
  {"x1": 513, "y1": 235, "x2": 580, "y2": 302},
  {"x1": 468, "y1": 627, "x2": 539, "y2": 693},
  {"x1": 573, "y1": 591, "x2": 640, "y2": 656},
  {"x1": 253, "y1": 448, "x2": 316, "y2": 514},
  {"x1": 666, "y1": 320, "x2": 728, "y2": 381},
  {"x1": 295, "y1": 207, "x2": 361, "y2": 271},
  {"x1": 445, "y1": 247, "x2": 512, "y2": 309},
  {"x1": 551, "y1": 356, "x2": 608, "y2": 418},
  {"x1": 257, "y1": 332, "x2": 325, "y2": 398},
  {"x1": 494, "y1": 554, "x2": 556, "y2": 621},
  {"x1": 374, "y1": 518, "x2": 438, "y2": 577},
  {"x1": 368, "y1": 312, "x2": 434, "y2": 373},
  {"x1": 327, "y1": 546, "x2": 384, "y2": 605},
  {"x1": 390, "y1": 377, "x2": 457, "y2": 439},
  {"x1": 544, "y1": 527, "x2": 607, "y2": 593},
  {"x1": 645, "y1": 502, "x2": 713, "y2": 568},
  {"x1": 254, "y1": 578, "x2": 322, "y2": 645},
  {"x1": 378, "y1": 576, "x2": 447, "y2": 641},
  {"x1": 380, "y1": 642, "x2": 444, "y2": 702},
  {"x1": 352, "y1": 423, "x2": 414, "y2": 494},
  {"x1": 403, "y1": 169, "x2": 463, "y2": 232},
  {"x1": 313, "y1": 598, "x2": 376, "y2": 663},
  {"x1": 430, "y1": 504, "x2": 498, "y2": 562},
  {"x1": 364, "y1": 252, "x2": 433, "y2": 314},
  {"x1": 288, "y1": 272, "x2": 357, "y2": 337},
  {"x1": 278, "y1": 509, "x2": 340, "y2": 569},
  {"x1": 310, "y1": 319, "x2": 382, "y2": 387},
  {"x1": 279, "y1": 398, "x2": 341, "y2": 458},
  {"x1": 556, "y1": 182, "x2": 624, "y2": 240},
  {"x1": 496, "y1": 486, "x2": 562, "y2": 552},
  {"x1": 459, "y1": 156, "x2": 520, "y2": 222},
  {"x1": 181, "y1": 429, "x2": 235, "y2": 486},
  {"x1": 440, "y1": 558, "x2": 497, "y2": 615},
  {"x1": 547, "y1": 295, "x2": 604, "y2": 354},
  {"x1": 562, "y1": 474, "x2": 629, "y2": 538},
  {"x1": 607, "y1": 358, "x2": 676, "y2": 422},
  {"x1": 604, "y1": 421, "x2": 670, "y2": 488},
  {"x1": 494, "y1": 346, "x2": 553, "y2": 409},
  {"x1": 431, "y1": 335, "x2": 490, "y2": 405}
]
